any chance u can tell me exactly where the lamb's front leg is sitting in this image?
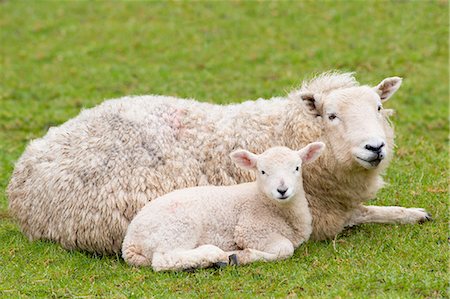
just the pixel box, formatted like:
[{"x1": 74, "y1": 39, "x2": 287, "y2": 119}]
[
  {"x1": 227, "y1": 235, "x2": 295, "y2": 265},
  {"x1": 346, "y1": 205, "x2": 432, "y2": 227}
]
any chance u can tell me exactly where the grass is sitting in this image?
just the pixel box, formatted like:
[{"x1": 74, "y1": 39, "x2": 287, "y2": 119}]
[{"x1": 0, "y1": 1, "x2": 448, "y2": 298}]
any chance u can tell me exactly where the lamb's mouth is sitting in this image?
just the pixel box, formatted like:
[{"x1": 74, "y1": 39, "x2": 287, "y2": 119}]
[
  {"x1": 277, "y1": 196, "x2": 289, "y2": 200},
  {"x1": 357, "y1": 157, "x2": 382, "y2": 167}
]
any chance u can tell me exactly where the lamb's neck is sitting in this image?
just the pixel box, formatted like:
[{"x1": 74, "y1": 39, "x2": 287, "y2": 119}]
[
  {"x1": 284, "y1": 191, "x2": 309, "y2": 216},
  {"x1": 259, "y1": 187, "x2": 309, "y2": 220}
]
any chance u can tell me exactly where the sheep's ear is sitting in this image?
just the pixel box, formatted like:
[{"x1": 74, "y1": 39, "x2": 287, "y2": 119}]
[
  {"x1": 300, "y1": 92, "x2": 322, "y2": 116},
  {"x1": 298, "y1": 142, "x2": 325, "y2": 165},
  {"x1": 230, "y1": 150, "x2": 258, "y2": 170},
  {"x1": 374, "y1": 77, "x2": 402, "y2": 102}
]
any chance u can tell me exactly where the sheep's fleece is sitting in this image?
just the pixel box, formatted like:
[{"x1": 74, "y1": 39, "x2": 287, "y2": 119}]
[{"x1": 7, "y1": 71, "x2": 431, "y2": 254}]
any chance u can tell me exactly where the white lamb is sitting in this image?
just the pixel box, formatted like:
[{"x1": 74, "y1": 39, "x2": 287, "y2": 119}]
[{"x1": 122, "y1": 143, "x2": 324, "y2": 271}]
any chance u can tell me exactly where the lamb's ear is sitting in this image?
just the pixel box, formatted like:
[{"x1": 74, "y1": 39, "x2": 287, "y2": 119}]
[
  {"x1": 298, "y1": 142, "x2": 325, "y2": 165},
  {"x1": 230, "y1": 150, "x2": 258, "y2": 170},
  {"x1": 374, "y1": 77, "x2": 402, "y2": 102},
  {"x1": 300, "y1": 92, "x2": 322, "y2": 116}
]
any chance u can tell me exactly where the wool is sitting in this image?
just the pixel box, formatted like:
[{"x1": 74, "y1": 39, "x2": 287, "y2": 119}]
[{"x1": 7, "y1": 72, "x2": 430, "y2": 254}]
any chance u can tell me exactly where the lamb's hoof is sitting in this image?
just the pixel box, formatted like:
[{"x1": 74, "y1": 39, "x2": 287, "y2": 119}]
[
  {"x1": 228, "y1": 254, "x2": 239, "y2": 266},
  {"x1": 212, "y1": 261, "x2": 228, "y2": 269}
]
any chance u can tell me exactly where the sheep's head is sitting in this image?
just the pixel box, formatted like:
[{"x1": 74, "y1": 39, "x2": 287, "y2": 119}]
[
  {"x1": 230, "y1": 143, "x2": 325, "y2": 202},
  {"x1": 300, "y1": 77, "x2": 401, "y2": 170}
]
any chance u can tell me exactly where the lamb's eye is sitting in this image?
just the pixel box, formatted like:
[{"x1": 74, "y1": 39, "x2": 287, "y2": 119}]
[
  {"x1": 261, "y1": 170, "x2": 265, "y2": 175},
  {"x1": 328, "y1": 113, "x2": 337, "y2": 120},
  {"x1": 377, "y1": 105, "x2": 382, "y2": 112},
  {"x1": 295, "y1": 166, "x2": 299, "y2": 171}
]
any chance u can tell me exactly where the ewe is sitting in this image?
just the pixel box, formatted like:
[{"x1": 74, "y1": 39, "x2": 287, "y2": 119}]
[
  {"x1": 7, "y1": 71, "x2": 431, "y2": 254},
  {"x1": 122, "y1": 143, "x2": 324, "y2": 271}
]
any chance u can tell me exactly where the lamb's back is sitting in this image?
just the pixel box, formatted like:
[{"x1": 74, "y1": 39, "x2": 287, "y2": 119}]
[{"x1": 126, "y1": 183, "x2": 258, "y2": 251}]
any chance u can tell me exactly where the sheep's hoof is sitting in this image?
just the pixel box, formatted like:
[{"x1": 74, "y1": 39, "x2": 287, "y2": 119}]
[
  {"x1": 228, "y1": 254, "x2": 239, "y2": 266},
  {"x1": 184, "y1": 267, "x2": 197, "y2": 273},
  {"x1": 212, "y1": 261, "x2": 228, "y2": 269},
  {"x1": 419, "y1": 212, "x2": 433, "y2": 224}
]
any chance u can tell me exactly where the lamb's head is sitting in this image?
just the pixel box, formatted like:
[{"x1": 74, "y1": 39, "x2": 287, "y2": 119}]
[
  {"x1": 300, "y1": 76, "x2": 401, "y2": 170},
  {"x1": 230, "y1": 143, "x2": 325, "y2": 202}
]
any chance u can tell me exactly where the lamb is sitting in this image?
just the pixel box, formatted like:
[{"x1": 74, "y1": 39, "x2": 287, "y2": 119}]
[
  {"x1": 122, "y1": 143, "x2": 324, "y2": 271},
  {"x1": 7, "y1": 71, "x2": 431, "y2": 254}
]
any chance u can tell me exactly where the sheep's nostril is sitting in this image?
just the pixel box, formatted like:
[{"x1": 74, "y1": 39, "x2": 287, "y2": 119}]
[
  {"x1": 365, "y1": 142, "x2": 385, "y2": 153},
  {"x1": 277, "y1": 188, "x2": 287, "y2": 196}
]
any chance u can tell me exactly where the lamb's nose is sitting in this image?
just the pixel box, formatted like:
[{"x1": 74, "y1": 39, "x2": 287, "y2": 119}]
[
  {"x1": 277, "y1": 188, "x2": 288, "y2": 196},
  {"x1": 365, "y1": 142, "x2": 385, "y2": 153}
]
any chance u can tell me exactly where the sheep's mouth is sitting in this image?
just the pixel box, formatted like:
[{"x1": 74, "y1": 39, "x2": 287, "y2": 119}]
[
  {"x1": 356, "y1": 157, "x2": 382, "y2": 167},
  {"x1": 277, "y1": 196, "x2": 289, "y2": 200}
]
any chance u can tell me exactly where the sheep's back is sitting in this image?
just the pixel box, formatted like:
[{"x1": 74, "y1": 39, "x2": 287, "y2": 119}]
[{"x1": 7, "y1": 95, "x2": 217, "y2": 254}]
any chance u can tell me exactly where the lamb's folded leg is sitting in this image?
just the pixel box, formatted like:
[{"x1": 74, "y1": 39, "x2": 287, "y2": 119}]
[
  {"x1": 346, "y1": 205, "x2": 432, "y2": 227},
  {"x1": 224, "y1": 248, "x2": 279, "y2": 265},
  {"x1": 151, "y1": 244, "x2": 228, "y2": 272},
  {"x1": 226, "y1": 236, "x2": 295, "y2": 265}
]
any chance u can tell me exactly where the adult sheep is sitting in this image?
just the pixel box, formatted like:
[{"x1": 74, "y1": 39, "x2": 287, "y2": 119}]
[{"x1": 7, "y1": 71, "x2": 431, "y2": 254}]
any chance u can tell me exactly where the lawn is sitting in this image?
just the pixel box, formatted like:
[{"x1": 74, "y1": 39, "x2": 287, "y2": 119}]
[{"x1": 0, "y1": 1, "x2": 448, "y2": 298}]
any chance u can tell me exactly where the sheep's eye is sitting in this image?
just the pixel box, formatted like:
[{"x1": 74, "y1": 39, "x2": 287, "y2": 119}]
[
  {"x1": 328, "y1": 113, "x2": 337, "y2": 120},
  {"x1": 261, "y1": 170, "x2": 265, "y2": 175},
  {"x1": 295, "y1": 166, "x2": 299, "y2": 171},
  {"x1": 377, "y1": 105, "x2": 382, "y2": 112}
]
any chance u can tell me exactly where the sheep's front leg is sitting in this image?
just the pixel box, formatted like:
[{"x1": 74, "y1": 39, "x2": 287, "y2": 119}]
[
  {"x1": 227, "y1": 235, "x2": 295, "y2": 265},
  {"x1": 151, "y1": 244, "x2": 228, "y2": 272},
  {"x1": 346, "y1": 205, "x2": 432, "y2": 227}
]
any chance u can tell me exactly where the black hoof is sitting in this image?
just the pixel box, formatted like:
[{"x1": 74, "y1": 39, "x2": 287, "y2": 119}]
[
  {"x1": 228, "y1": 254, "x2": 239, "y2": 266},
  {"x1": 212, "y1": 261, "x2": 228, "y2": 269},
  {"x1": 184, "y1": 267, "x2": 196, "y2": 273},
  {"x1": 419, "y1": 213, "x2": 433, "y2": 224}
]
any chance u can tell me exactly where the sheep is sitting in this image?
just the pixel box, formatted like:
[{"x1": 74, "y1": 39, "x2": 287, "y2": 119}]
[
  {"x1": 122, "y1": 143, "x2": 324, "y2": 271},
  {"x1": 7, "y1": 71, "x2": 431, "y2": 254}
]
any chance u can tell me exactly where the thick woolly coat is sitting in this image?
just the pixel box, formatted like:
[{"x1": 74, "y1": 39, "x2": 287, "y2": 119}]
[{"x1": 7, "y1": 73, "x2": 394, "y2": 254}]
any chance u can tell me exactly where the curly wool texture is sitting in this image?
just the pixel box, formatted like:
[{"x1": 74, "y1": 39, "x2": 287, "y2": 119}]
[{"x1": 7, "y1": 72, "x2": 395, "y2": 254}]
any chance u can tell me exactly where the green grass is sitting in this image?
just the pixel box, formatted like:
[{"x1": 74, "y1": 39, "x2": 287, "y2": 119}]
[{"x1": 0, "y1": 1, "x2": 448, "y2": 298}]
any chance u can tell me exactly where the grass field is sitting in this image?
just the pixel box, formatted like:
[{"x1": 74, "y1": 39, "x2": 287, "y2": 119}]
[{"x1": 0, "y1": 1, "x2": 448, "y2": 298}]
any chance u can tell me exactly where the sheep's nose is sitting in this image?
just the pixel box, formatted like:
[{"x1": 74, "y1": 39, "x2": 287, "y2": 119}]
[
  {"x1": 365, "y1": 142, "x2": 385, "y2": 153},
  {"x1": 277, "y1": 188, "x2": 288, "y2": 196}
]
